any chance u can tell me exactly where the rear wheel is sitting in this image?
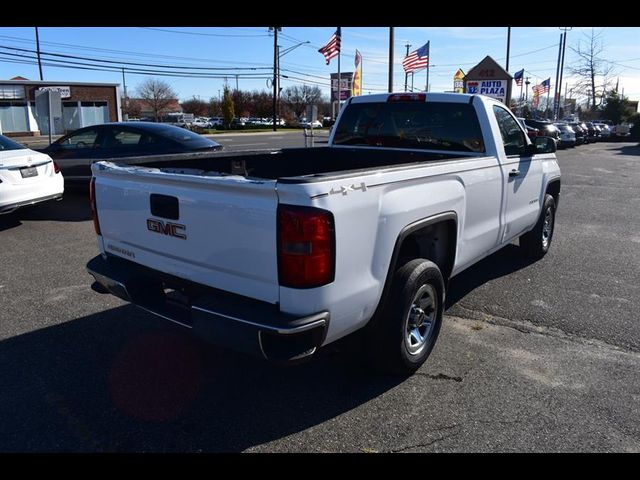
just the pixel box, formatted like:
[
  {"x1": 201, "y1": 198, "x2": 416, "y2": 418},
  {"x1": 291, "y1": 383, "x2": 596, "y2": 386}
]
[
  {"x1": 365, "y1": 259, "x2": 444, "y2": 375},
  {"x1": 520, "y1": 194, "x2": 556, "y2": 258}
]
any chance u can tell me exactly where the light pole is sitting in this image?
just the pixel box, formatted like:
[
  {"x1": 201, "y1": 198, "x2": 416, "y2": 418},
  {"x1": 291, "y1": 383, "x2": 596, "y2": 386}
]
[
  {"x1": 269, "y1": 27, "x2": 281, "y2": 131},
  {"x1": 558, "y1": 27, "x2": 572, "y2": 119},
  {"x1": 277, "y1": 41, "x2": 310, "y2": 125}
]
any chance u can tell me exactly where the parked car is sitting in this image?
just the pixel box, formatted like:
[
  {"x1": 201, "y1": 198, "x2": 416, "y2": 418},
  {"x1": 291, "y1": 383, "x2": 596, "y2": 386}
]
[
  {"x1": 87, "y1": 92, "x2": 560, "y2": 375},
  {"x1": 568, "y1": 122, "x2": 587, "y2": 145},
  {"x1": 299, "y1": 120, "x2": 323, "y2": 129},
  {"x1": 40, "y1": 122, "x2": 223, "y2": 183},
  {"x1": 191, "y1": 118, "x2": 212, "y2": 129},
  {"x1": 0, "y1": 134, "x2": 64, "y2": 214},
  {"x1": 525, "y1": 119, "x2": 561, "y2": 144},
  {"x1": 208, "y1": 117, "x2": 223, "y2": 127},
  {"x1": 554, "y1": 123, "x2": 577, "y2": 148},
  {"x1": 612, "y1": 123, "x2": 631, "y2": 140},
  {"x1": 593, "y1": 123, "x2": 612, "y2": 140},
  {"x1": 584, "y1": 122, "x2": 599, "y2": 142},
  {"x1": 517, "y1": 118, "x2": 540, "y2": 142}
]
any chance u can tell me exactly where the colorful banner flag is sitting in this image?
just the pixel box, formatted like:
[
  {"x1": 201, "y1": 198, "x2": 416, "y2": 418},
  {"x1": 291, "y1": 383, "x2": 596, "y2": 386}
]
[{"x1": 352, "y1": 49, "x2": 362, "y2": 96}]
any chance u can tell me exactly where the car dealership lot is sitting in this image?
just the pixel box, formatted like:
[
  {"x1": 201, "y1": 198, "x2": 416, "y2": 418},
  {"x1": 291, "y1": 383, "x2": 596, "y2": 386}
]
[{"x1": 0, "y1": 141, "x2": 639, "y2": 452}]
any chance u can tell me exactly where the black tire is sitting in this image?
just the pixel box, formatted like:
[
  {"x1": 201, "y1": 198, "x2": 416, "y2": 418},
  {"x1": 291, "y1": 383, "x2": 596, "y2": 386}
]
[
  {"x1": 520, "y1": 194, "x2": 556, "y2": 258},
  {"x1": 365, "y1": 259, "x2": 444, "y2": 375}
]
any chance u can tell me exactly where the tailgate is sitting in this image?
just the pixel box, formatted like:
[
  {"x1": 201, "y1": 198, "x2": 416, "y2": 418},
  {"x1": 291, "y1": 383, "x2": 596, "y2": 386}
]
[{"x1": 92, "y1": 162, "x2": 280, "y2": 304}]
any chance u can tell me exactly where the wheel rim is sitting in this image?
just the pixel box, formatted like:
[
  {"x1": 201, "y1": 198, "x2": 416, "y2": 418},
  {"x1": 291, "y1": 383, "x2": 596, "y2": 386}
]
[
  {"x1": 404, "y1": 284, "x2": 437, "y2": 356},
  {"x1": 542, "y1": 207, "x2": 554, "y2": 249}
]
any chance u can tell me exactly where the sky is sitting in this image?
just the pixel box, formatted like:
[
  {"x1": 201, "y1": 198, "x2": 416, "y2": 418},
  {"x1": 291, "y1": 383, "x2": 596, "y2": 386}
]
[{"x1": 1, "y1": 26, "x2": 639, "y2": 106}]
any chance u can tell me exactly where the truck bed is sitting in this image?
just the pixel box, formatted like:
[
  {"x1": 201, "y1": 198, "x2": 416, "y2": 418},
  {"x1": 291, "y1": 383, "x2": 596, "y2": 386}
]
[{"x1": 131, "y1": 147, "x2": 470, "y2": 182}]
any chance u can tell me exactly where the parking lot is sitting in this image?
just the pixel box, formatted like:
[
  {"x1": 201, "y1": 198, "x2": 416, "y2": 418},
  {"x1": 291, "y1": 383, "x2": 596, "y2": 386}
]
[{"x1": 1, "y1": 141, "x2": 639, "y2": 452}]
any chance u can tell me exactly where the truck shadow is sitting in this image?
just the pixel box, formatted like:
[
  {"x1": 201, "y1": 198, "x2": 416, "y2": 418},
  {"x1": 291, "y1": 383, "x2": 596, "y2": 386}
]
[
  {"x1": 612, "y1": 143, "x2": 640, "y2": 156},
  {"x1": 0, "y1": 304, "x2": 402, "y2": 452},
  {"x1": 445, "y1": 244, "x2": 536, "y2": 309}
]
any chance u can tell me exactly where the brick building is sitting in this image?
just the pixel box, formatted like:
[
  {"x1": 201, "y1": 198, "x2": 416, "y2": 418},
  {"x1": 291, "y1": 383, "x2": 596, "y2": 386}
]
[{"x1": 0, "y1": 79, "x2": 120, "y2": 136}]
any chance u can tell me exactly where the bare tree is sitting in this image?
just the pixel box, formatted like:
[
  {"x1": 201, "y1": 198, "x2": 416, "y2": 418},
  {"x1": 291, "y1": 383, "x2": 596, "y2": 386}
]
[
  {"x1": 136, "y1": 78, "x2": 178, "y2": 121},
  {"x1": 181, "y1": 96, "x2": 209, "y2": 116},
  {"x1": 281, "y1": 85, "x2": 323, "y2": 119},
  {"x1": 568, "y1": 29, "x2": 615, "y2": 111}
]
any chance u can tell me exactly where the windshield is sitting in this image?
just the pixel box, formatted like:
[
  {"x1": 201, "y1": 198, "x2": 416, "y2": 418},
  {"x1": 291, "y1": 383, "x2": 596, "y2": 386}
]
[
  {"x1": 0, "y1": 135, "x2": 27, "y2": 151},
  {"x1": 155, "y1": 125, "x2": 221, "y2": 150},
  {"x1": 333, "y1": 101, "x2": 485, "y2": 153}
]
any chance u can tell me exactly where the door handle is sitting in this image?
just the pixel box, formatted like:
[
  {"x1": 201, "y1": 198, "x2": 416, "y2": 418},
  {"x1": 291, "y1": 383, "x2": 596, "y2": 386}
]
[{"x1": 509, "y1": 169, "x2": 520, "y2": 177}]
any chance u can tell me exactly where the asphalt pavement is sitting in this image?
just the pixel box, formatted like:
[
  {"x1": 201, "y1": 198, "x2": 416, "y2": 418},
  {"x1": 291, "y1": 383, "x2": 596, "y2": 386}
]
[{"x1": 0, "y1": 141, "x2": 638, "y2": 452}]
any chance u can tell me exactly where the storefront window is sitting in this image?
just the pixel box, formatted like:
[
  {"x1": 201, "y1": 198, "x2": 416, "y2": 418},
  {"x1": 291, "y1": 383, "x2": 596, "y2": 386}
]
[{"x1": 0, "y1": 102, "x2": 29, "y2": 133}]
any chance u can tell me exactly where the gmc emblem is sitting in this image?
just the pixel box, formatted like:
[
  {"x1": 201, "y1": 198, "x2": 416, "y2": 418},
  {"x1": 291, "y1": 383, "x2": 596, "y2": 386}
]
[{"x1": 147, "y1": 219, "x2": 186, "y2": 240}]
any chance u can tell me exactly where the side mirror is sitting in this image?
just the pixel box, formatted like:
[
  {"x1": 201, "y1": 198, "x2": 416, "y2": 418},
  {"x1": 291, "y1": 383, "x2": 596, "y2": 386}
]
[{"x1": 534, "y1": 136, "x2": 556, "y2": 154}]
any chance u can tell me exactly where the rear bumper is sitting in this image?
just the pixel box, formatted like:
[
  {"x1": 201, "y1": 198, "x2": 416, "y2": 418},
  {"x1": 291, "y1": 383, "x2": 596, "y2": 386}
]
[
  {"x1": 86, "y1": 254, "x2": 329, "y2": 363},
  {"x1": 0, "y1": 192, "x2": 63, "y2": 214}
]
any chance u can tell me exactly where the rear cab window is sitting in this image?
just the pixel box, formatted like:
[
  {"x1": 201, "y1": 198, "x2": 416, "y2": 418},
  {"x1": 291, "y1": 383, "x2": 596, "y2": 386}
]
[{"x1": 333, "y1": 101, "x2": 486, "y2": 153}]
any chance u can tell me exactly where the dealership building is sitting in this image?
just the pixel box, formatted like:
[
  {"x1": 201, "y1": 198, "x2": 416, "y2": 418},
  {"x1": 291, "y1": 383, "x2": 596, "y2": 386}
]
[{"x1": 0, "y1": 78, "x2": 121, "y2": 137}]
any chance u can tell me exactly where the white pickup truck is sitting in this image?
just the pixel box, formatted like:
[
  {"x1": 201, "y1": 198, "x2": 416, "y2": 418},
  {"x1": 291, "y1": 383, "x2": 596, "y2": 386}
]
[{"x1": 87, "y1": 93, "x2": 561, "y2": 374}]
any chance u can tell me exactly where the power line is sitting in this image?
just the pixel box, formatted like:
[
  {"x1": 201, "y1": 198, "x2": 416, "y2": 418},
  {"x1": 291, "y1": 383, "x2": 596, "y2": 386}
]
[
  {"x1": 0, "y1": 34, "x2": 273, "y2": 68},
  {"x1": 0, "y1": 45, "x2": 272, "y2": 72},
  {"x1": 0, "y1": 51, "x2": 272, "y2": 80},
  {"x1": 139, "y1": 27, "x2": 269, "y2": 38}
]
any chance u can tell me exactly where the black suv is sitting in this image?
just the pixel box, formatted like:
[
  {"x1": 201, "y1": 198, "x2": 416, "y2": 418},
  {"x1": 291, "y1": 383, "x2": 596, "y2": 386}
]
[{"x1": 525, "y1": 119, "x2": 561, "y2": 142}]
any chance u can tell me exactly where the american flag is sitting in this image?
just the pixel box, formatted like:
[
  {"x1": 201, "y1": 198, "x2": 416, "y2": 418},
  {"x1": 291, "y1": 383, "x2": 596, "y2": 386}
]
[
  {"x1": 318, "y1": 27, "x2": 341, "y2": 65},
  {"x1": 534, "y1": 78, "x2": 551, "y2": 94},
  {"x1": 514, "y1": 69, "x2": 524, "y2": 86},
  {"x1": 402, "y1": 41, "x2": 429, "y2": 73}
]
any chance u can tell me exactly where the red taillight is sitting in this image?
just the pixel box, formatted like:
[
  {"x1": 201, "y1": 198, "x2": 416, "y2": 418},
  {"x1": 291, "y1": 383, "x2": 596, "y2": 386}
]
[
  {"x1": 387, "y1": 93, "x2": 426, "y2": 102},
  {"x1": 89, "y1": 177, "x2": 101, "y2": 235},
  {"x1": 53, "y1": 161, "x2": 60, "y2": 174},
  {"x1": 278, "y1": 205, "x2": 335, "y2": 288}
]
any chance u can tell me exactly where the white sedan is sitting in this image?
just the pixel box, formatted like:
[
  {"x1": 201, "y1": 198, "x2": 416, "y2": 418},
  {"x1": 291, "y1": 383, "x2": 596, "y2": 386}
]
[
  {"x1": 0, "y1": 135, "x2": 64, "y2": 214},
  {"x1": 299, "y1": 120, "x2": 323, "y2": 129}
]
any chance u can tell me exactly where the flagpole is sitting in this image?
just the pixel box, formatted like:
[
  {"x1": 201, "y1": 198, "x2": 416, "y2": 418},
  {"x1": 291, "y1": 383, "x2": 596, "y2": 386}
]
[
  {"x1": 547, "y1": 87, "x2": 551, "y2": 120},
  {"x1": 519, "y1": 80, "x2": 524, "y2": 116},
  {"x1": 337, "y1": 27, "x2": 341, "y2": 117},
  {"x1": 425, "y1": 41, "x2": 430, "y2": 92}
]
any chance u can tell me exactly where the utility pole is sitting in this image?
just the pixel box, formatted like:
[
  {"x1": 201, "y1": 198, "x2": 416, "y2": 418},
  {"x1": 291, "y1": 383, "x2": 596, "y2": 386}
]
[
  {"x1": 525, "y1": 77, "x2": 530, "y2": 102},
  {"x1": 235, "y1": 74, "x2": 239, "y2": 91},
  {"x1": 121, "y1": 68, "x2": 128, "y2": 121},
  {"x1": 388, "y1": 27, "x2": 394, "y2": 92},
  {"x1": 270, "y1": 27, "x2": 281, "y2": 131},
  {"x1": 404, "y1": 41, "x2": 411, "y2": 92},
  {"x1": 505, "y1": 27, "x2": 511, "y2": 72},
  {"x1": 558, "y1": 27, "x2": 571, "y2": 119},
  {"x1": 35, "y1": 27, "x2": 43, "y2": 80},
  {"x1": 553, "y1": 32, "x2": 563, "y2": 120}
]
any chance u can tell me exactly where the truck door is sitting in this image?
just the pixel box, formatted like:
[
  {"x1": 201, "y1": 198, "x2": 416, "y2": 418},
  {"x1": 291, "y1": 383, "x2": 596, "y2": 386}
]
[{"x1": 492, "y1": 105, "x2": 544, "y2": 241}]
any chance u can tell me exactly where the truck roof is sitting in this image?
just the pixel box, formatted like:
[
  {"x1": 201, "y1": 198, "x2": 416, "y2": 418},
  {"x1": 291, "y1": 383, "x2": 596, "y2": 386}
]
[{"x1": 349, "y1": 92, "x2": 479, "y2": 105}]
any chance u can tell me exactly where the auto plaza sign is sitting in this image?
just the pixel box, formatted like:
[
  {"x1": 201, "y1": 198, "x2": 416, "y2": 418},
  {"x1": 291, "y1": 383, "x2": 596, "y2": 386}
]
[
  {"x1": 465, "y1": 80, "x2": 507, "y2": 103},
  {"x1": 463, "y1": 56, "x2": 512, "y2": 105}
]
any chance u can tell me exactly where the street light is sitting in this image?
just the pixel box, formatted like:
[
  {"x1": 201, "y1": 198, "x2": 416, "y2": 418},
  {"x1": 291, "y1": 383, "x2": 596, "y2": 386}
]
[{"x1": 277, "y1": 41, "x2": 310, "y2": 125}]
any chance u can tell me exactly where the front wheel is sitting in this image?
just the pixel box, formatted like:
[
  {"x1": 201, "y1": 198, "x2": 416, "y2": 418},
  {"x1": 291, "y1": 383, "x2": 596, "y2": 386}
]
[
  {"x1": 520, "y1": 194, "x2": 556, "y2": 258},
  {"x1": 365, "y1": 259, "x2": 444, "y2": 375}
]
